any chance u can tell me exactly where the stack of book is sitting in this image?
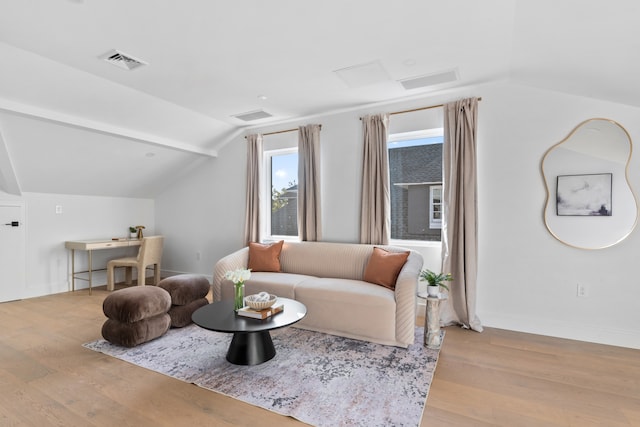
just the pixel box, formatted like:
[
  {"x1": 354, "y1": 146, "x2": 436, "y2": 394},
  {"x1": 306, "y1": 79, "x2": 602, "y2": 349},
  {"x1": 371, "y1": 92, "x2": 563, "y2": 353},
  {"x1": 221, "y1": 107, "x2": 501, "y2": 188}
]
[{"x1": 237, "y1": 302, "x2": 284, "y2": 319}]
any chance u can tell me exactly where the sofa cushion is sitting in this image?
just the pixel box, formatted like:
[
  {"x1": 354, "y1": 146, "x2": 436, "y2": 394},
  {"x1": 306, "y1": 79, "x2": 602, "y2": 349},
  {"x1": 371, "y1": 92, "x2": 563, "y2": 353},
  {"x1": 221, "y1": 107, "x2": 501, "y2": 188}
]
[
  {"x1": 279, "y1": 241, "x2": 372, "y2": 280},
  {"x1": 248, "y1": 240, "x2": 284, "y2": 272},
  {"x1": 363, "y1": 247, "x2": 410, "y2": 290},
  {"x1": 294, "y1": 277, "x2": 396, "y2": 343},
  {"x1": 221, "y1": 272, "x2": 307, "y2": 300}
]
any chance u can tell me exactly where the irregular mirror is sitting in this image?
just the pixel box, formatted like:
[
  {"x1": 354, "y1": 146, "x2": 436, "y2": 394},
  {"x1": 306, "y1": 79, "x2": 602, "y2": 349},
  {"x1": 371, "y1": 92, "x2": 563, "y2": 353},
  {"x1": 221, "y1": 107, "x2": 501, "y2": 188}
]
[{"x1": 542, "y1": 118, "x2": 638, "y2": 249}]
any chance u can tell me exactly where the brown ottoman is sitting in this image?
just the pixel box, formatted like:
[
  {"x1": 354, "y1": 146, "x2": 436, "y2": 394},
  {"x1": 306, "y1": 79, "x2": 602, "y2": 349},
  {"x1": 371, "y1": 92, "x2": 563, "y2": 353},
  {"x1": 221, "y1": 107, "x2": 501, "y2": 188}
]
[
  {"x1": 158, "y1": 274, "x2": 210, "y2": 328},
  {"x1": 101, "y1": 286, "x2": 171, "y2": 347}
]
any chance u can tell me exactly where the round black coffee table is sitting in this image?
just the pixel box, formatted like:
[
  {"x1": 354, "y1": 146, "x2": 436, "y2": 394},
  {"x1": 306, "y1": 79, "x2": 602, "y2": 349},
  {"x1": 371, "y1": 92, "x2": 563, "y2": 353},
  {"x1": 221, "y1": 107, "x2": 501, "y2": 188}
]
[{"x1": 191, "y1": 297, "x2": 307, "y2": 365}]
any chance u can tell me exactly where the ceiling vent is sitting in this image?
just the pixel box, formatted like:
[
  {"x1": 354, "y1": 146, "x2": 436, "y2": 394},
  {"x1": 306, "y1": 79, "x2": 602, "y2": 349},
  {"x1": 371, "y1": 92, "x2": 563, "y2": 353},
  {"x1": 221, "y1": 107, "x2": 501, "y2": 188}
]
[
  {"x1": 399, "y1": 69, "x2": 459, "y2": 90},
  {"x1": 100, "y1": 49, "x2": 147, "y2": 71},
  {"x1": 232, "y1": 110, "x2": 273, "y2": 122}
]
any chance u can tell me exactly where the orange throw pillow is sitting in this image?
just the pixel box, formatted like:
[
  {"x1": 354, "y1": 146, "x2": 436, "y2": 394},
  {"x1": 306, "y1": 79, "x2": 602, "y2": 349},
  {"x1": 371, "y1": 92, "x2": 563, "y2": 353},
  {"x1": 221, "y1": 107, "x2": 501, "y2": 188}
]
[
  {"x1": 363, "y1": 247, "x2": 410, "y2": 290},
  {"x1": 248, "y1": 241, "x2": 284, "y2": 272}
]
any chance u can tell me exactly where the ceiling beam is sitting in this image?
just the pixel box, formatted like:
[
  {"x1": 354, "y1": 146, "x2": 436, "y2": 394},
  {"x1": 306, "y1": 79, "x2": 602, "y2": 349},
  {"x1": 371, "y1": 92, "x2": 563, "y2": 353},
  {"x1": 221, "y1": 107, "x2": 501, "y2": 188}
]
[{"x1": 0, "y1": 98, "x2": 218, "y2": 158}]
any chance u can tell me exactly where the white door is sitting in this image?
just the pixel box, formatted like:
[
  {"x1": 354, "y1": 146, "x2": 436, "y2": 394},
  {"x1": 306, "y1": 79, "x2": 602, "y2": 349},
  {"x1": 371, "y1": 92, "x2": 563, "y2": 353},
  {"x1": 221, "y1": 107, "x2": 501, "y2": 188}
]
[{"x1": 0, "y1": 202, "x2": 26, "y2": 302}]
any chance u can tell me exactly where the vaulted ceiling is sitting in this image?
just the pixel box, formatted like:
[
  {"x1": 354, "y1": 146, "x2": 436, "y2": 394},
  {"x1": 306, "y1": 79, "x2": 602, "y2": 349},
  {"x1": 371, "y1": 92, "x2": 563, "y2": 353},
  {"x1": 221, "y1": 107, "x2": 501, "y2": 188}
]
[{"x1": 0, "y1": 0, "x2": 638, "y2": 197}]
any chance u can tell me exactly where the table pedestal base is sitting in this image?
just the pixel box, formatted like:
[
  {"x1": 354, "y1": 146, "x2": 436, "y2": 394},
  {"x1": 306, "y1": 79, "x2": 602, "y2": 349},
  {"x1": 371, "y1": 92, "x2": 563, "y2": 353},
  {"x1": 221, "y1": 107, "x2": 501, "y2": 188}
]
[
  {"x1": 227, "y1": 331, "x2": 276, "y2": 365},
  {"x1": 425, "y1": 297, "x2": 443, "y2": 349}
]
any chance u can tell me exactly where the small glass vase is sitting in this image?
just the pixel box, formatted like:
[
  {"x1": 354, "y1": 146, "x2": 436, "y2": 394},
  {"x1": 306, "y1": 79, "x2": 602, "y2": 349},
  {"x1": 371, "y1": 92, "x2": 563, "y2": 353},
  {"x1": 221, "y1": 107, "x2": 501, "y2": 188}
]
[{"x1": 234, "y1": 282, "x2": 245, "y2": 312}]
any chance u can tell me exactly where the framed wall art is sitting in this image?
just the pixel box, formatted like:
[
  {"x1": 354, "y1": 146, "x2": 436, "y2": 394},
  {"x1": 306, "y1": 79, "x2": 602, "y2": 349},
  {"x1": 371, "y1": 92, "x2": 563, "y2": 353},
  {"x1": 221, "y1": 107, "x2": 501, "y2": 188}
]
[{"x1": 556, "y1": 173, "x2": 612, "y2": 216}]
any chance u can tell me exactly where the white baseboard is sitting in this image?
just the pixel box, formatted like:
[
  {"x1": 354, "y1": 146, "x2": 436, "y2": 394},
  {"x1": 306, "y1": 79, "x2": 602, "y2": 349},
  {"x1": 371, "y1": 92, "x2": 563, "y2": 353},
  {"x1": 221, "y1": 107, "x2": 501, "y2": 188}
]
[{"x1": 479, "y1": 310, "x2": 640, "y2": 350}]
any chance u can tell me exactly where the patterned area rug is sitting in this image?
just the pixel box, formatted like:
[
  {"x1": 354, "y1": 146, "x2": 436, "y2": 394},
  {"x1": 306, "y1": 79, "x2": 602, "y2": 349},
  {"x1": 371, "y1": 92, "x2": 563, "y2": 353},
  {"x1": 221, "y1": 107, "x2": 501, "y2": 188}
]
[{"x1": 84, "y1": 325, "x2": 443, "y2": 427}]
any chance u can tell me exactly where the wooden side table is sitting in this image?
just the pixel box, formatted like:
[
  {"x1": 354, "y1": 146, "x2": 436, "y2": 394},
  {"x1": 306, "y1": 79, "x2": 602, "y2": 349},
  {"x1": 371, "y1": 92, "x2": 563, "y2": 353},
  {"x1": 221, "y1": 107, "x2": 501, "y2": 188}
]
[{"x1": 418, "y1": 292, "x2": 447, "y2": 349}]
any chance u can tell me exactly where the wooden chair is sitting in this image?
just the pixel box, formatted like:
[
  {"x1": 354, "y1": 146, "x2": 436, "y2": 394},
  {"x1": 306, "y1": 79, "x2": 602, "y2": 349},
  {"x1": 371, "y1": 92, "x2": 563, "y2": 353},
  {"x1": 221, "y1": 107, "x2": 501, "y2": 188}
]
[{"x1": 107, "y1": 236, "x2": 164, "y2": 291}]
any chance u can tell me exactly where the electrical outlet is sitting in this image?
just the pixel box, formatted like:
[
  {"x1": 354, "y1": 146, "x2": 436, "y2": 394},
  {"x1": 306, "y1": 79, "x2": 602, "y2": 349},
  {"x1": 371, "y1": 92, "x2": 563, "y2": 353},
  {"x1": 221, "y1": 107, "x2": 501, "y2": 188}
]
[
  {"x1": 55, "y1": 205, "x2": 63, "y2": 214},
  {"x1": 196, "y1": 252, "x2": 201, "y2": 261},
  {"x1": 577, "y1": 283, "x2": 588, "y2": 297}
]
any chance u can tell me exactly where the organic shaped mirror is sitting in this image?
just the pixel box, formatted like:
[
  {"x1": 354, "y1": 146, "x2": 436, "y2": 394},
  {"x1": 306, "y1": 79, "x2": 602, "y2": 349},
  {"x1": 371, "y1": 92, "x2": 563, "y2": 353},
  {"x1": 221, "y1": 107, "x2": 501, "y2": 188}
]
[{"x1": 542, "y1": 118, "x2": 638, "y2": 249}]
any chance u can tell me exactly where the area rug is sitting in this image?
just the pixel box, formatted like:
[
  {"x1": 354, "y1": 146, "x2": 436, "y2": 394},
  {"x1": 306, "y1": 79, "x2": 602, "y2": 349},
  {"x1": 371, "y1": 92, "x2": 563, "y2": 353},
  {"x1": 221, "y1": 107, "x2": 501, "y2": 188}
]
[{"x1": 84, "y1": 325, "x2": 443, "y2": 427}]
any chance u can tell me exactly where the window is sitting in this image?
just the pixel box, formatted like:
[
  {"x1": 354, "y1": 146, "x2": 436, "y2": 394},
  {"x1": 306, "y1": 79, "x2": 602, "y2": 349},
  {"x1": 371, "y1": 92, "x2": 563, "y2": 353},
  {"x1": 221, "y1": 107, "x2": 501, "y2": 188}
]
[
  {"x1": 264, "y1": 148, "x2": 298, "y2": 239},
  {"x1": 429, "y1": 185, "x2": 442, "y2": 229},
  {"x1": 388, "y1": 129, "x2": 444, "y2": 242}
]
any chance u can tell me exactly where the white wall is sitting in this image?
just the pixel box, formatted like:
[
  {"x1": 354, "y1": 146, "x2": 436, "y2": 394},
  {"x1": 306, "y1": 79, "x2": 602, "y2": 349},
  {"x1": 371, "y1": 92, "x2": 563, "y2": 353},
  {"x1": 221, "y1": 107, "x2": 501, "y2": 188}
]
[
  {"x1": 477, "y1": 83, "x2": 640, "y2": 349},
  {"x1": 155, "y1": 148, "x2": 246, "y2": 277},
  {"x1": 0, "y1": 191, "x2": 154, "y2": 298},
  {"x1": 156, "y1": 81, "x2": 640, "y2": 349}
]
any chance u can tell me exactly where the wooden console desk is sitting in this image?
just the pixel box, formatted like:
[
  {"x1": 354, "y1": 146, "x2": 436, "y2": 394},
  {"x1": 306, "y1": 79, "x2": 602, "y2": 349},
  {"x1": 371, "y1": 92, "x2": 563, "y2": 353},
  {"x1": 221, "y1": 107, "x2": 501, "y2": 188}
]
[{"x1": 65, "y1": 239, "x2": 141, "y2": 294}]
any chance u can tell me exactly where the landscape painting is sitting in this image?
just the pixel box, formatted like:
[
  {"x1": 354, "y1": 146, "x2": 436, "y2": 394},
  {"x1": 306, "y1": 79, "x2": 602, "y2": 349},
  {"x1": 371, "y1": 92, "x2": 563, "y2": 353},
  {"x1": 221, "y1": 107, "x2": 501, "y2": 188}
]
[{"x1": 556, "y1": 173, "x2": 612, "y2": 216}]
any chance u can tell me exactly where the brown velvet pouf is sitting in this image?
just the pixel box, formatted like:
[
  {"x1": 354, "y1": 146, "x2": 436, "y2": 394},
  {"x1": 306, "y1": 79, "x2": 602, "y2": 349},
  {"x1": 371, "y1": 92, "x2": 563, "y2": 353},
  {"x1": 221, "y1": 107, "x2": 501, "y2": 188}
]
[
  {"x1": 102, "y1": 286, "x2": 171, "y2": 347},
  {"x1": 158, "y1": 274, "x2": 211, "y2": 328}
]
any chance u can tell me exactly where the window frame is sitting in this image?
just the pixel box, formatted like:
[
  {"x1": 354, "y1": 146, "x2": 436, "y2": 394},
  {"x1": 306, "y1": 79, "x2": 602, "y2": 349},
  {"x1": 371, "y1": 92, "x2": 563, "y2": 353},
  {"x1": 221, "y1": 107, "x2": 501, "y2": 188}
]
[
  {"x1": 429, "y1": 185, "x2": 443, "y2": 229},
  {"x1": 262, "y1": 147, "x2": 300, "y2": 242}
]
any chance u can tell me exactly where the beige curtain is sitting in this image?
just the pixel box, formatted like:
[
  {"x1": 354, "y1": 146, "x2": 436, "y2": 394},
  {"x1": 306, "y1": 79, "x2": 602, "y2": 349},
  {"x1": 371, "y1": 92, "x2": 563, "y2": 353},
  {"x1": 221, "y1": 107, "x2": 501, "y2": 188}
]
[
  {"x1": 360, "y1": 113, "x2": 390, "y2": 245},
  {"x1": 440, "y1": 97, "x2": 482, "y2": 332},
  {"x1": 243, "y1": 134, "x2": 263, "y2": 245},
  {"x1": 298, "y1": 124, "x2": 322, "y2": 241}
]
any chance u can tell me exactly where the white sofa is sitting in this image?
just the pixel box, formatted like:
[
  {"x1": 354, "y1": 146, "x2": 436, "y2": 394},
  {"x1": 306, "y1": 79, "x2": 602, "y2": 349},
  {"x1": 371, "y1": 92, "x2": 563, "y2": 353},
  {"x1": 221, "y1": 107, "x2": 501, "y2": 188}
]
[{"x1": 212, "y1": 241, "x2": 423, "y2": 347}]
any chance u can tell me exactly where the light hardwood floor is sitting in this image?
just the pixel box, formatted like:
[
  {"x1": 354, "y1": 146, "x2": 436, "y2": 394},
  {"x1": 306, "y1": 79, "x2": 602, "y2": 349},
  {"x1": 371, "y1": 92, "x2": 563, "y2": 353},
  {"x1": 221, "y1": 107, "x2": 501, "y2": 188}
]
[{"x1": 1, "y1": 286, "x2": 638, "y2": 426}]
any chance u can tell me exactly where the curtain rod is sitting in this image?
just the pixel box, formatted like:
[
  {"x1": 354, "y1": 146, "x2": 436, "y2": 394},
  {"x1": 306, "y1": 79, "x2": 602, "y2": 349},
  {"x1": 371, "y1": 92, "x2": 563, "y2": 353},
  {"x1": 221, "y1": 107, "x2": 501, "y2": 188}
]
[
  {"x1": 245, "y1": 125, "x2": 322, "y2": 139},
  {"x1": 359, "y1": 97, "x2": 482, "y2": 120}
]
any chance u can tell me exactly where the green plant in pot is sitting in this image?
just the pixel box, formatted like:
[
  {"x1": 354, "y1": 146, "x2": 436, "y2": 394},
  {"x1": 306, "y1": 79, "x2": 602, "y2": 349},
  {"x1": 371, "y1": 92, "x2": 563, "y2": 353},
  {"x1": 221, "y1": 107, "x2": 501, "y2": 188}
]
[
  {"x1": 420, "y1": 269, "x2": 452, "y2": 297},
  {"x1": 128, "y1": 226, "x2": 145, "y2": 239}
]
